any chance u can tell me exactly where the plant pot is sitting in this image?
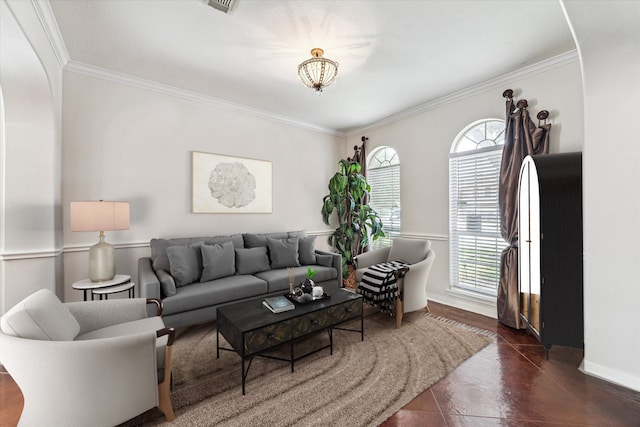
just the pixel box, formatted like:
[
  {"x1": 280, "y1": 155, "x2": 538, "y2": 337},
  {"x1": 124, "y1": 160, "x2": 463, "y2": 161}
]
[{"x1": 344, "y1": 265, "x2": 357, "y2": 290}]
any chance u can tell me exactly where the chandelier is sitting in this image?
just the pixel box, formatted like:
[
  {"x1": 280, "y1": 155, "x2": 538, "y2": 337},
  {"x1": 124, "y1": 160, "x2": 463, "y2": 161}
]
[{"x1": 297, "y1": 48, "x2": 339, "y2": 93}]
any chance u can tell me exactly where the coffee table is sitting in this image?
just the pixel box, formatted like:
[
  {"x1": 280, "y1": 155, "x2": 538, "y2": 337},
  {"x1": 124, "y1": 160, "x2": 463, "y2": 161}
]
[{"x1": 216, "y1": 288, "x2": 363, "y2": 395}]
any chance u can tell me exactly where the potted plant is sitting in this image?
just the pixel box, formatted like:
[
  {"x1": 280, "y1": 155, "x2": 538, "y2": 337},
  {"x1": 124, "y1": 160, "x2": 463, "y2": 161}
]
[
  {"x1": 300, "y1": 267, "x2": 318, "y2": 294},
  {"x1": 321, "y1": 159, "x2": 385, "y2": 279}
]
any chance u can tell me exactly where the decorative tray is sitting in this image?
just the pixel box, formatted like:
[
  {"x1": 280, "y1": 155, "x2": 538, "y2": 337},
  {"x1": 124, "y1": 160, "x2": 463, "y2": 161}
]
[{"x1": 285, "y1": 292, "x2": 330, "y2": 304}]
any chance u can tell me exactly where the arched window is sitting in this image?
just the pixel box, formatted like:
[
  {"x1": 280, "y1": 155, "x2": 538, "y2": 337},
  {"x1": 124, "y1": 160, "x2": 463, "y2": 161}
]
[
  {"x1": 449, "y1": 119, "x2": 506, "y2": 296},
  {"x1": 368, "y1": 146, "x2": 401, "y2": 250}
]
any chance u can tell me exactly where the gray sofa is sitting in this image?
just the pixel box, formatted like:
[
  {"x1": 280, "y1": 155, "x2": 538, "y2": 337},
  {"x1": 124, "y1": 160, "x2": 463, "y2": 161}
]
[{"x1": 138, "y1": 231, "x2": 342, "y2": 328}]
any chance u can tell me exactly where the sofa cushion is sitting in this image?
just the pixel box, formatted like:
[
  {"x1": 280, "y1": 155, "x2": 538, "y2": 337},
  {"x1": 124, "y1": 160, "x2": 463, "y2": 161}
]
[
  {"x1": 161, "y1": 275, "x2": 268, "y2": 316},
  {"x1": 167, "y1": 244, "x2": 203, "y2": 286},
  {"x1": 243, "y1": 232, "x2": 289, "y2": 248},
  {"x1": 208, "y1": 233, "x2": 245, "y2": 249},
  {"x1": 316, "y1": 254, "x2": 334, "y2": 267},
  {"x1": 201, "y1": 241, "x2": 236, "y2": 281},
  {"x1": 157, "y1": 269, "x2": 177, "y2": 297},
  {"x1": 151, "y1": 236, "x2": 212, "y2": 272},
  {"x1": 235, "y1": 247, "x2": 271, "y2": 275},
  {"x1": 388, "y1": 238, "x2": 431, "y2": 265},
  {"x1": 256, "y1": 265, "x2": 338, "y2": 293},
  {"x1": 0, "y1": 289, "x2": 80, "y2": 341},
  {"x1": 267, "y1": 237, "x2": 300, "y2": 269},
  {"x1": 298, "y1": 236, "x2": 317, "y2": 265}
]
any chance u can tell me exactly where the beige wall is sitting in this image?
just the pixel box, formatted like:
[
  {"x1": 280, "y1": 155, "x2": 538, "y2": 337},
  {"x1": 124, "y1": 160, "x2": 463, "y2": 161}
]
[
  {"x1": 61, "y1": 71, "x2": 344, "y2": 302},
  {"x1": 347, "y1": 59, "x2": 584, "y2": 318}
]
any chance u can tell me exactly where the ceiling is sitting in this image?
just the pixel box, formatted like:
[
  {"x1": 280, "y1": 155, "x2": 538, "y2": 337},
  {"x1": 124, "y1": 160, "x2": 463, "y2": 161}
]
[{"x1": 48, "y1": 0, "x2": 576, "y2": 133}]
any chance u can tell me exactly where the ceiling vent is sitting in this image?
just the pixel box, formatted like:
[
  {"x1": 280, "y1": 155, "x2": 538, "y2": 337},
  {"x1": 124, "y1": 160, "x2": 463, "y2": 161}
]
[{"x1": 202, "y1": 0, "x2": 236, "y2": 14}]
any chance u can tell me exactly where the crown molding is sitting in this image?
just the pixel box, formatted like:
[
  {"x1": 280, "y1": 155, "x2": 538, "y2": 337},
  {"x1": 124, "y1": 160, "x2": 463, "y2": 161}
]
[
  {"x1": 347, "y1": 50, "x2": 579, "y2": 137},
  {"x1": 31, "y1": 0, "x2": 69, "y2": 68},
  {"x1": 64, "y1": 60, "x2": 344, "y2": 137}
]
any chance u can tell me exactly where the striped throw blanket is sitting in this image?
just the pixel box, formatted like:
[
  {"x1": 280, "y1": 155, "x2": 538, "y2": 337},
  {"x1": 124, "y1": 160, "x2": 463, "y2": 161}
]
[{"x1": 356, "y1": 260, "x2": 409, "y2": 316}]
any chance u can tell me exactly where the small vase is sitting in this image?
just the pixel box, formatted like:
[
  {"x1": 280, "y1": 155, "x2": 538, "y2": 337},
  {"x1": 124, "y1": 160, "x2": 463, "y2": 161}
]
[{"x1": 300, "y1": 278, "x2": 315, "y2": 294}]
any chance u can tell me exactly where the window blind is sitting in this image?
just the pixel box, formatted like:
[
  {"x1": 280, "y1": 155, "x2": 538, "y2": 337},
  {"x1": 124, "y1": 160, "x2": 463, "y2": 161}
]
[
  {"x1": 449, "y1": 145, "x2": 505, "y2": 295},
  {"x1": 368, "y1": 164, "x2": 400, "y2": 250}
]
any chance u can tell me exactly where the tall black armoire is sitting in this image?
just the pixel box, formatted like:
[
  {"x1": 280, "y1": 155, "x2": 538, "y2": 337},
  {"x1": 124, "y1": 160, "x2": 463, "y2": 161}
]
[{"x1": 518, "y1": 152, "x2": 583, "y2": 358}]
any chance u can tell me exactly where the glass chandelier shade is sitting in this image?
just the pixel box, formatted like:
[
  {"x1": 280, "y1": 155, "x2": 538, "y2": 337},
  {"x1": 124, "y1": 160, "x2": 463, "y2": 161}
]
[{"x1": 298, "y1": 48, "x2": 339, "y2": 93}]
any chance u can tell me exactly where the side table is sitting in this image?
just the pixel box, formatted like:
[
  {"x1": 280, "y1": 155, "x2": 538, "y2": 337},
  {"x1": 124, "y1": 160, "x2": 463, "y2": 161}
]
[{"x1": 72, "y1": 274, "x2": 134, "y2": 301}]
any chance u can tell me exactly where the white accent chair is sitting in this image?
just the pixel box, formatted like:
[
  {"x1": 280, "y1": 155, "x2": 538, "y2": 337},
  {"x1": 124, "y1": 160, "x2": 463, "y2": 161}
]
[
  {"x1": 354, "y1": 238, "x2": 436, "y2": 328},
  {"x1": 0, "y1": 289, "x2": 175, "y2": 426}
]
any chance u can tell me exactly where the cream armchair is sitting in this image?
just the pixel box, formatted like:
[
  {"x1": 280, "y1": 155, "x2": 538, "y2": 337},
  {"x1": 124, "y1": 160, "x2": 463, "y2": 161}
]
[
  {"x1": 0, "y1": 289, "x2": 175, "y2": 426},
  {"x1": 354, "y1": 238, "x2": 435, "y2": 328}
]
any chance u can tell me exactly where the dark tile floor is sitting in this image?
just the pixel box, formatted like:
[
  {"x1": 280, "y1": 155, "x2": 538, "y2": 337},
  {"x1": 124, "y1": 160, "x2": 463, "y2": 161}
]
[
  {"x1": 2, "y1": 302, "x2": 639, "y2": 426},
  {"x1": 381, "y1": 302, "x2": 640, "y2": 426}
]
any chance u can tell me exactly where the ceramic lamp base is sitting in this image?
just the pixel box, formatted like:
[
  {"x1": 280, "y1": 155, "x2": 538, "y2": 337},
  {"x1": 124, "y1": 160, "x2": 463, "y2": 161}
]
[{"x1": 89, "y1": 233, "x2": 115, "y2": 282}]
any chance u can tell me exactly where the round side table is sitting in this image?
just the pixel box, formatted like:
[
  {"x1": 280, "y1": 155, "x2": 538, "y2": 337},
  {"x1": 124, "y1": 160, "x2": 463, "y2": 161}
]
[{"x1": 72, "y1": 274, "x2": 133, "y2": 301}]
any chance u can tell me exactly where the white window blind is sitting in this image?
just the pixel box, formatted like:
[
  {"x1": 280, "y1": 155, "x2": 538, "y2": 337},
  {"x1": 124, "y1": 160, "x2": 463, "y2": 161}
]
[
  {"x1": 368, "y1": 147, "x2": 400, "y2": 250},
  {"x1": 449, "y1": 120, "x2": 506, "y2": 296}
]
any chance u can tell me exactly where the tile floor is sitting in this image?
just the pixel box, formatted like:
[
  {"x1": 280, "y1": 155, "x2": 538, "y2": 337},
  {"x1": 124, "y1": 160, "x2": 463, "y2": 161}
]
[
  {"x1": 381, "y1": 302, "x2": 640, "y2": 426},
  {"x1": 2, "y1": 302, "x2": 639, "y2": 426}
]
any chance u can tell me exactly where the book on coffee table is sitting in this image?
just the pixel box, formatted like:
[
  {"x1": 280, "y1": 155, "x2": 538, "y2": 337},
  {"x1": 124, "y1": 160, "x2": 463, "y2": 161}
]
[{"x1": 263, "y1": 296, "x2": 295, "y2": 313}]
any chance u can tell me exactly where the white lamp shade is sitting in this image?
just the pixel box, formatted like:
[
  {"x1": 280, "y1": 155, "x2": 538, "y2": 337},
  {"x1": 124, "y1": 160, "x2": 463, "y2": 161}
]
[{"x1": 70, "y1": 201, "x2": 130, "y2": 232}]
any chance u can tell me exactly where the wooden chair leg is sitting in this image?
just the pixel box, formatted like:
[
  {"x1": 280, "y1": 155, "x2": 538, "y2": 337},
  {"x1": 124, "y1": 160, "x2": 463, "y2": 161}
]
[
  {"x1": 424, "y1": 304, "x2": 430, "y2": 313},
  {"x1": 395, "y1": 298, "x2": 403, "y2": 329},
  {"x1": 157, "y1": 328, "x2": 176, "y2": 422},
  {"x1": 158, "y1": 376, "x2": 175, "y2": 422}
]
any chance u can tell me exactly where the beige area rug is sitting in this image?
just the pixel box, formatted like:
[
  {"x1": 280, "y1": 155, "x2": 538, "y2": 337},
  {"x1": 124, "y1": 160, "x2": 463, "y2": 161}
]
[{"x1": 123, "y1": 310, "x2": 495, "y2": 427}]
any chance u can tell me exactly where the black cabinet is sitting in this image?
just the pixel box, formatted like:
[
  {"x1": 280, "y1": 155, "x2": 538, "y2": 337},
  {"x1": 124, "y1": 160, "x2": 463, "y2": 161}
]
[{"x1": 518, "y1": 152, "x2": 583, "y2": 358}]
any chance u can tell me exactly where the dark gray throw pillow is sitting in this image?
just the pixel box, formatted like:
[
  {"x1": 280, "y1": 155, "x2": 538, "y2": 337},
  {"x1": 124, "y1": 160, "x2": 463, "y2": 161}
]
[
  {"x1": 298, "y1": 235, "x2": 317, "y2": 265},
  {"x1": 156, "y1": 269, "x2": 177, "y2": 297},
  {"x1": 201, "y1": 241, "x2": 236, "y2": 282},
  {"x1": 167, "y1": 244, "x2": 202, "y2": 286},
  {"x1": 267, "y1": 237, "x2": 300, "y2": 269},
  {"x1": 235, "y1": 247, "x2": 271, "y2": 275},
  {"x1": 316, "y1": 254, "x2": 334, "y2": 267}
]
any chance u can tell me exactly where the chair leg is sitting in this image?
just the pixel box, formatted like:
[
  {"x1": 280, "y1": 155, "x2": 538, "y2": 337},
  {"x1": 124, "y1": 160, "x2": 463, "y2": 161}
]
[
  {"x1": 156, "y1": 329, "x2": 176, "y2": 422},
  {"x1": 158, "y1": 377, "x2": 175, "y2": 422},
  {"x1": 395, "y1": 298, "x2": 403, "y2": 329},
  {"x1": 424, "y1": 304, "x2": 430, "y2": 313}
]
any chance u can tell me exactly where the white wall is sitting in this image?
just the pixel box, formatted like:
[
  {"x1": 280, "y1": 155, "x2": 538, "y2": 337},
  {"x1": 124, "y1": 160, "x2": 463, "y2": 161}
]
[
  {"x1": 0, "y1": 0, "x2": 63, "y2": 312},
  {"x1": 61, "y1": 71, "x2": 344, "y2": 302},
  {"x1": 562, "y1": 0, "x2": 640, "y2": 392},
  {"x1": 347, "y1": 59, "x2": 584, "y2": 319}
]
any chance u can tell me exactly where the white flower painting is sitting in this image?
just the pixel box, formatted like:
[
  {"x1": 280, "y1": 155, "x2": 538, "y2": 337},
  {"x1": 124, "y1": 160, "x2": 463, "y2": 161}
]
[{"x1": 192, "y1": 152, "x2": 272, "y2": 213}]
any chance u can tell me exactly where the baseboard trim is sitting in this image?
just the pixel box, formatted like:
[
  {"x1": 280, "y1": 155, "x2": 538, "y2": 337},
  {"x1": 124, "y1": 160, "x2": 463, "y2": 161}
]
[{"x1": 581, "y1": 359, "x2": 640, "y2": 393}]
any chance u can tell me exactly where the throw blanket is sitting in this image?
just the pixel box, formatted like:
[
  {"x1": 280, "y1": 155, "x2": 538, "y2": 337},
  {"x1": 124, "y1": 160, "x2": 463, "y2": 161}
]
[{"x1": 357, "y1": 260, "x2": 409, "y2": 316}]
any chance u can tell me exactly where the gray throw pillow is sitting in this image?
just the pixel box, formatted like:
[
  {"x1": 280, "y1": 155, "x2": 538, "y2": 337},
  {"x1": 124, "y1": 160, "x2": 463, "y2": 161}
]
[
  {"x1": 235, "y1": 247, "x2": 271, "y2": 275},
  {"x1": 267, "y1": 237, "x2": 300, "y2": 269},
  {"x1": 201, "y1": 241, "x2": 236, "y2": 282},
  {"x1": 156, "y1": 269, "x2": 177, "y2": 297},
  {"x1": 298, "y1": 235, "x2": 317, "y2": 265},
  {"x1": 210, "y1": 233, "x2": 245, "y2": 249},
  {"x1": 167, "y1": 244, "x2": 202, "y2": 287},
  {"x1": 316, "y1": 254, "x2": 334, "y2": 267},
  {"x1": 243, "y1": 232, "x2": 289, "y2": 248}
]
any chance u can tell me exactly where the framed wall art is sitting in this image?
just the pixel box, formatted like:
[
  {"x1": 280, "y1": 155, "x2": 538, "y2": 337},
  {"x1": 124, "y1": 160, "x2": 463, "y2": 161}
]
[{"x1": 192, "y1": 151, "x2": 272, "y2": 213}]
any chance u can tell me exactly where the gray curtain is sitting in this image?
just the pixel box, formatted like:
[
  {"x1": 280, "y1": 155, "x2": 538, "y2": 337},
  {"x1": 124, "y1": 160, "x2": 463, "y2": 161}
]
[{"x1": 497, "y1": 94, "x2": 550, "y2": 329}]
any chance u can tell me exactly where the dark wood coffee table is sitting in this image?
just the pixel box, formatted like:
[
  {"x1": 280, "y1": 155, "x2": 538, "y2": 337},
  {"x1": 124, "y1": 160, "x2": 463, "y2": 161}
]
[{"x1": 216, "y1": 288, "x2": 363, "y2": 394}]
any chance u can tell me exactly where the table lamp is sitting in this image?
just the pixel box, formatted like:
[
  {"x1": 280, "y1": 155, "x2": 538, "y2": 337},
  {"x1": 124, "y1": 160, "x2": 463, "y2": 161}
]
[{"x1": 70, "y1": 200, "x2": 130, "y2": 282}]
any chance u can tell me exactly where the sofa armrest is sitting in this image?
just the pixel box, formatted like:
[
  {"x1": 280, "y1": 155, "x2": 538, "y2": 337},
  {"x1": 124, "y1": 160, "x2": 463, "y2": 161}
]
[
  {"x1": 315, "y1": 249, "x2": 343, "y2": 287},
  {"x1": 65, "y1": 298, "x2": 149, "y2": 335},
  {"x1": 354, "y1": 247, "x2": 391, "y2": 270},
  {"x1": 139, "y1": 257, "x2": 161, "y2": 300}
]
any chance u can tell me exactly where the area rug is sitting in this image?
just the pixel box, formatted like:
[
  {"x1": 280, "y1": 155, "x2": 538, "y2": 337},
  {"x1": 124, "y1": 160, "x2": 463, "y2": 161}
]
[{"x1": 122, "y1": 310, "x2": 494, "y2": 426}]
